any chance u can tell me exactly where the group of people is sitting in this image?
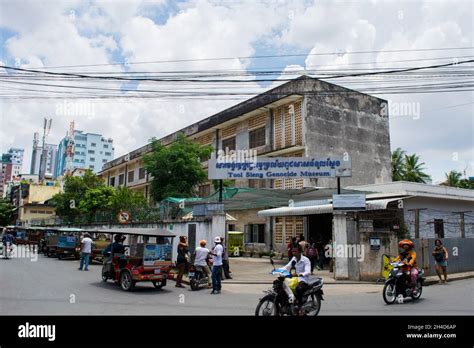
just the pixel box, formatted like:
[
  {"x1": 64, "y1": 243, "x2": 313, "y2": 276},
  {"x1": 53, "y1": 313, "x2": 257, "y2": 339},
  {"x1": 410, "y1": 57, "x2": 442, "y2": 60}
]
[
  {"x1": 175, "y1": 235, "x2": 232, "y2": 294},
  {"x1": 287, "y1": 234, "x2": 333, "y2": 274}
]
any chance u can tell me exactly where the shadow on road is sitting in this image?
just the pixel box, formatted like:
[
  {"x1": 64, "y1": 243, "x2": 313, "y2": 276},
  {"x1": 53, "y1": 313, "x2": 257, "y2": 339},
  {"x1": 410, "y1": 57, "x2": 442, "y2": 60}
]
[{"x1": 88, "y1": 281, "x2": 173, "y2": 295}]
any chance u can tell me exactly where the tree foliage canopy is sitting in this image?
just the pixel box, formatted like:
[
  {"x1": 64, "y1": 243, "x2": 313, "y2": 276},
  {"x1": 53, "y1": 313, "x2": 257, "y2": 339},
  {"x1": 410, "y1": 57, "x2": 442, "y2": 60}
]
[{"x1": 143, "y1": 132, "x2": 213, "y2": 202}]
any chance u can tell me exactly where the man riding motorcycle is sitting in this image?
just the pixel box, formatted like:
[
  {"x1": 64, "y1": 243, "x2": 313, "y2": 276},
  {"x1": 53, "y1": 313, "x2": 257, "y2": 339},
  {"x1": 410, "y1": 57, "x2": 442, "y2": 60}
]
[
  {"x1": 393, "y1": 239, "x2": 419, "y2": 294},
  {"x1": 192, "y1": 239, "x2": 212, "y2": 288},
  {"x1": 280, "y1": 244, "x2": 311, "y2": 316}
]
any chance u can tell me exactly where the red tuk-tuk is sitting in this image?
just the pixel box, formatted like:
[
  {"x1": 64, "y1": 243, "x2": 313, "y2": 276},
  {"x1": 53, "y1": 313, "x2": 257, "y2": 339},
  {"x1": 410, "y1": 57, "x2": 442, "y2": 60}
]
[{"x1": 99, "y1": 228, "x2": 175, "y2": 291}]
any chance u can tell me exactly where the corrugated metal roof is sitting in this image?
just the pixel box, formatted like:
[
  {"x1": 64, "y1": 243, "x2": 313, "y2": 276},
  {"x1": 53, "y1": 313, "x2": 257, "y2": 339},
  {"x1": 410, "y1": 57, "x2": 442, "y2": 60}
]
[{"x1": 258, "y1": 197, "x2": 409, "y2": 217}]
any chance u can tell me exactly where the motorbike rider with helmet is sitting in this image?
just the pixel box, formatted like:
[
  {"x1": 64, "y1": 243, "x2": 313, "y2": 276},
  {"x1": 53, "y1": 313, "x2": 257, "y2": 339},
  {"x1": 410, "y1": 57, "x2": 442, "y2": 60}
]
[
  {"x1": 394, "y1": 239, "x2": 419, "y2": 294},
  {"x1": 192, "y1": 239, "x2": 212, "y2": 288},
  {"x1": 280, "y1": 244, "x2": 311, "y2": 315}
]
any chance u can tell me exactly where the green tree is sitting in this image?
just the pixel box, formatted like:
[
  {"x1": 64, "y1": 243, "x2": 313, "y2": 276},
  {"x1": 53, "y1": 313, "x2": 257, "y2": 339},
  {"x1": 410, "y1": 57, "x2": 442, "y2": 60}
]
[
  {"x1": 0, "y1": 198, "x2": 14, "y2": 226},
  {"x1": 441, "y1": 170, "x2": 463, "y2": 187},
  {"x1": 391, "y1": 147, "x2": 406, "y2": 181},
  {"x1": 143, "y1": 132, "x2": 213, "y2": 202},
  {"x1": 403, "y1": 154, "x2": 431, "y2": 183},
  {"x1": 110, "y1": 186, "x2": 149, "y2": 212},
  {"x1": 78, "y1": 186, "x2": 115, "y2": 222},
  {"x1": 52, "y1": 170, "x2": 105, "y2": 221}
]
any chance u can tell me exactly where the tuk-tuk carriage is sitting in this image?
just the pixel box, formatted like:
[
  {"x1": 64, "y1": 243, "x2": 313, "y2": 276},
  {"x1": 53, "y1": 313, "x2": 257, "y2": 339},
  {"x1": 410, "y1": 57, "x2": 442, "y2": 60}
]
[
  {"x1": 42, "y1": 228, "x2": 60, "y2": 256},
  {"x1": 55, "y1": 228, "x2": 83, "y2": 260},
  {"x1": 88, "y1": 232, "x2": 112, "y2": 263},
  {"x1": 98, "y1": 228, "x2": 175, "y2": 291},
  {"x1": 13, "y1": 227, "x2": 29, "y2": 245}
]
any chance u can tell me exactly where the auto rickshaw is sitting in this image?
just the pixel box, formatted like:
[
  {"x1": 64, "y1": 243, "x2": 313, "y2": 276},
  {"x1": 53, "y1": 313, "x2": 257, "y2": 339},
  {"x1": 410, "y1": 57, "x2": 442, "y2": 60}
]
[
  {"x1": 88, "y1": 232, "x2": 112, "y2": 263},
  {"x1": 55, "y1": 228, "x2": 83, "y2": 260},
  {"x1": 227, "y1": 231, "x2": 244, "y2": 257},
  {"x1": 13, "y1": 227, "x2": 29, "y2": 245},
  {"x1": 98, "y1": 228, "x2": 175, "y2": 291},
  {"x1": 42, "y1": 228, "x2": 60, "y2": 256}
]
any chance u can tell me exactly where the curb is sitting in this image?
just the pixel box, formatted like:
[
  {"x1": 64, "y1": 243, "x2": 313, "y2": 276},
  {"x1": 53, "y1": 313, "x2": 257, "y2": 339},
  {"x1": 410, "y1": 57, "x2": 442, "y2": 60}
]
[{"x1": 424, "y1": 274, "x2": 474, "y2": 286}]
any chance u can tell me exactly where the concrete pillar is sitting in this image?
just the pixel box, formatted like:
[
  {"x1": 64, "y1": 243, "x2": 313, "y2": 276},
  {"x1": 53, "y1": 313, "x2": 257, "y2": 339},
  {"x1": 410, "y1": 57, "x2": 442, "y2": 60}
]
[
  {"x1": 333, "y1": 213, "x2": 349, "y2": 280},
  {"x1": 211, "y1": 212, "x2": 227, "y2": 244}
]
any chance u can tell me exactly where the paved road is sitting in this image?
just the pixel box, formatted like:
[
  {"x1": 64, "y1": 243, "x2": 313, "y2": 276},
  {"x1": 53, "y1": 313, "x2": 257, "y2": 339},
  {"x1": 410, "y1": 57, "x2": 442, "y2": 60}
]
[{"x1": 1, "y1": 254, "x2": 472, "y2": 315}]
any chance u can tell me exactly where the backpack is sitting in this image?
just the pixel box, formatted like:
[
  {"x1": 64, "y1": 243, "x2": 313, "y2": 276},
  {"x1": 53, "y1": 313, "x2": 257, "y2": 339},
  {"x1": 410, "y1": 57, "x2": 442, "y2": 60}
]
[{"x1": 307, "y1": 244, "x2": 316, "y2": 258}]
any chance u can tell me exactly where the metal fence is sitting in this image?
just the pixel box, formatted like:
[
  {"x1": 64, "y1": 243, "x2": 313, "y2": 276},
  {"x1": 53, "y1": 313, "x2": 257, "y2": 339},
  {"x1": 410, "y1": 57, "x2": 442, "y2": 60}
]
[{"x1": 414, "y1": 238, "x2": 474, "y2": 276}]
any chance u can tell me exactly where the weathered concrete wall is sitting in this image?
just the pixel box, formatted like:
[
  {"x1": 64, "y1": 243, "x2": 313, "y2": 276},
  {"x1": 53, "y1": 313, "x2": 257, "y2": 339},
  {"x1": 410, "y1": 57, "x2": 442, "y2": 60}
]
[
  {"x1": 302, "y1": 79, "x2": 392, "y2": 188},
  {"x1": 403, "y1": 197, "x2": 474, "y2": 238},
  {"x1": 358, "y1": 230, "x2": 398, "y2": 281}
]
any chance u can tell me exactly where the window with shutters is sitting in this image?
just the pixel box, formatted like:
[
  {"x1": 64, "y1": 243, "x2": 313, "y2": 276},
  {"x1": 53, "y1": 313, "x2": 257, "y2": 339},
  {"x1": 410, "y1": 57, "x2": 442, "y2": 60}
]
[
  {"x1": 222, "y1": 137, "x2": 236, "y2": 151},
  {"x1": 248, "y1": 179, "x2": 266, "y2": 189},
  {"x1": 275, "y1": 218, "x2": 284, "y2": 244},
  {"x1": 272, "y1": 101, "x2": 302, "y2": 150},
  {"x1": 139, "y1": 167, "x2": 146, "y2": 180},
  {"x1": 249, "y1": 127, "x2": 266, "y2": 148},
  {"x1": 118, "y1": 174, "x2": 124, "y2": 185},
  {"x1": 128, "y1": 171, "x2": 134, "y2": 183}
]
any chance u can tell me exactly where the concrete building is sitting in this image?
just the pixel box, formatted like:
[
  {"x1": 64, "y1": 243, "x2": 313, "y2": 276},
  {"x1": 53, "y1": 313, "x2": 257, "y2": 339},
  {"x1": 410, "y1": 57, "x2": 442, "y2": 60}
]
[
  {"x1": 258, "y1": 182, "x2": 474, "y2": 280},
  {"x1": 56, "y1": 130, "x2": 114, "y2": 177},
  {"x1": 99, "y1": 76, "x2": 392, "y2": 248},
  {"x1": 14, "y1": 183, "x2": 61, "y2": 226},
  {"x1": 30, "y1": 143, "x2": 58, "y2": 178},
  {"x1": 7, "y1": 148, "x2": 24, "y2": 180}
]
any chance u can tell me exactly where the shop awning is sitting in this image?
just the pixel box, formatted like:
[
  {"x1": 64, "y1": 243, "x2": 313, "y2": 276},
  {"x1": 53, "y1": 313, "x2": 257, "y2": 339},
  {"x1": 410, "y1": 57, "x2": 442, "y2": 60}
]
[{"x1": 257, "y1": 197, "x2": 411, "y2": 217}]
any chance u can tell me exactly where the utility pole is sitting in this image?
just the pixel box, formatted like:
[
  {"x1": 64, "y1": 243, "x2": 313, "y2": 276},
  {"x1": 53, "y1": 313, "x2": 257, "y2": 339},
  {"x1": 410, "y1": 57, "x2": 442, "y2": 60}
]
[{"x1": 453, "y1": 211, "x2": 471, "y2": 238}]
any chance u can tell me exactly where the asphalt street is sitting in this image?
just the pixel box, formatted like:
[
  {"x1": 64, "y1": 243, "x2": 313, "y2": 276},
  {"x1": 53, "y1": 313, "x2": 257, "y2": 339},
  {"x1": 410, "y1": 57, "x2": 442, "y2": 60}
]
[{"x1": 1, "y1": 253, "x2": 472, "y2": 315}]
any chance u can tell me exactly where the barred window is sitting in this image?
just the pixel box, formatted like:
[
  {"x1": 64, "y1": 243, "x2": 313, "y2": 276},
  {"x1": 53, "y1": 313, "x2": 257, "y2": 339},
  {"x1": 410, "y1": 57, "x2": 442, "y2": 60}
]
[
  {"x1": 222, "y1": 137, "x2": 236, "y2": 152},
  {"x1": 249, "y1": 127, "x2": 266, "y2": 148}
]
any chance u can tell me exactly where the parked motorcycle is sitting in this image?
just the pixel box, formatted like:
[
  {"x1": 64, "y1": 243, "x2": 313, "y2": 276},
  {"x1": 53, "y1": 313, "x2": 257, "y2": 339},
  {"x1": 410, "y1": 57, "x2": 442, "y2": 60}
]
[
  {"x1": 255, "y1": 258, "x2": 324, "y2": 316},
  {"x1": 383, "y1": 261, "x2": 424, "y2": 304},
  {"x1": 189, "y1": 264, "x2": 210, "y2": 290}
]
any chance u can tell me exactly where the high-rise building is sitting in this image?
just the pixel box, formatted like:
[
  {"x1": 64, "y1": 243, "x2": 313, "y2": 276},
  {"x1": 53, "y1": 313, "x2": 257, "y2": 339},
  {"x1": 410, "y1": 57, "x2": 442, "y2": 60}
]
[
  {"x1": 55, "y1": 130, "x2": 114, "y2": 177},
  {"x1": 30, "y1": 143, "x2": 58, "y2": 178},
  {"x1": 0, "y1": 153, "x2": 13, "y2": 197},
  {"x1": 7, "y1": 147, "x2": 24, "y2": 180}
]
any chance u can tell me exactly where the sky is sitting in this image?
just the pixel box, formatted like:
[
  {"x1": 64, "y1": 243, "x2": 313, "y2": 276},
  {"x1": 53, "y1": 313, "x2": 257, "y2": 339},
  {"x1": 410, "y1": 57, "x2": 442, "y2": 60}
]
[{"x1": 0, "y1": 0, "x2": 473, "y2": 183}]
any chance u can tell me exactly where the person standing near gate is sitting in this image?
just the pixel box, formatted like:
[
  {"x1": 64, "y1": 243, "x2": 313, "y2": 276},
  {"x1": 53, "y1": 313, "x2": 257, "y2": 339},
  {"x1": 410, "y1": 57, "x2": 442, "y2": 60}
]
[
  {"x1": 78, "y1": 233, "x2": 93, "y2": 271},
  {"x1": 210, "y1": 236, "x2": 223, "y2": 294},
  {"x1": 432, "y1": 239, "x2": 449, "y2": 284},
  {"x1": 220, "y1": 236, "x2": 232, "y2": 280},
  {"x1": 176, "y1": 236, "x2": 189, "y2": 288}
]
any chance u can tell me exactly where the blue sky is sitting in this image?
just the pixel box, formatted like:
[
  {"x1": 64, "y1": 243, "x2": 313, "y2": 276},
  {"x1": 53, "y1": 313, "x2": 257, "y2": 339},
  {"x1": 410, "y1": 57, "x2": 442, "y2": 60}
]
[{"x1": 0, "y1": 0, "x2": 472, "y2": 183}]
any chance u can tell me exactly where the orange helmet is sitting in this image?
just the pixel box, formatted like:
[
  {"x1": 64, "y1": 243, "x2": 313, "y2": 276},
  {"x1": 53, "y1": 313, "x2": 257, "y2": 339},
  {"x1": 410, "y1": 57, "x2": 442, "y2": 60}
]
[
  {"x1": 399, "y1": 239, "x2": 414, "y2": 249},
  {"x1": 199, "y1": 240, "x2": 207, "y2": 247}
]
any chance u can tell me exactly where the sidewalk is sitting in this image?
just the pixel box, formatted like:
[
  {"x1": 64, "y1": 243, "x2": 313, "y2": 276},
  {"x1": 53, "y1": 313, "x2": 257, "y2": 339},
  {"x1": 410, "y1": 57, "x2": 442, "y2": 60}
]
[{"x1": 170, "y1": 257, "x2": 474, "y2": 286}]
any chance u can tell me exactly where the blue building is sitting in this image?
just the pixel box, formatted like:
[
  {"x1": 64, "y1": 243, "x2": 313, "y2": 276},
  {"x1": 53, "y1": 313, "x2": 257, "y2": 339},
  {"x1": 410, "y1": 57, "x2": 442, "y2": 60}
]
[{"x1": 55, "y1": 130, "x2": 114, "y2": 177}]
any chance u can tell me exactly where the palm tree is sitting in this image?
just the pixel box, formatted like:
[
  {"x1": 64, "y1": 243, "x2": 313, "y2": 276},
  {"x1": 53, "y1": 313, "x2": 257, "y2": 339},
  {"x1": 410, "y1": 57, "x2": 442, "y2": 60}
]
[
  {"x1": 391, "y1": 148, "x2": 406, "y2": 181},
  {"x1": 403, "y1": 154, "x2": 431, "y2": 183},
  {"x1": 441, "y1": 171, "x2": 463, "y2": 187}
]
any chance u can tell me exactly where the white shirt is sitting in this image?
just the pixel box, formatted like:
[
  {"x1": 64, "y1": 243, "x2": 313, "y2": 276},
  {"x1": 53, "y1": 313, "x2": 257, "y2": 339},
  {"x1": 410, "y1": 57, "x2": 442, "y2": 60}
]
[
  {"x1": 194, "y1": 247, "x2": 210, "y2": 266},
  {"x1": 213, "y1": 244, "x2": 223, "y2": 266},
  {"x1": 81, "y1": 237, "x2": 93, "y2": 253},
  {"x1": 282, "y1": 255, "x2": 311, "y2": 284}
]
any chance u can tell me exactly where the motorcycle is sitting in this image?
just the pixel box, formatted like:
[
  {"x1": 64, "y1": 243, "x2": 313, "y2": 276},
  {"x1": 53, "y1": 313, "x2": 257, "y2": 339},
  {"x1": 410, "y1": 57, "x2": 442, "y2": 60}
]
[
  {"x1": 383, "y1": 261, "x2": 424, "y2": 304},
  {"x1": 189, "y1": 264, "x2": 210, "y2": 291},
  {"x1": 255, "y1": 258, "x2": 324, "y2": 316}
]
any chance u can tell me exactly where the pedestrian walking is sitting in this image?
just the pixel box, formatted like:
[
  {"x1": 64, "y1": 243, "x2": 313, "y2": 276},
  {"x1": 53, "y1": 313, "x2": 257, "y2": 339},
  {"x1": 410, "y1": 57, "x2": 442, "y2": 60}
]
[
  {"x1": 315, "y1": 239, "x2": 324, "y2": 270},
  {"x1": 176, "y1": 236, "x2": 189, "y2": 288},
  {"x1": 298, "y1": 234, "x2": 308, "y2": 256},
  {"x1": 221, "y1": 237, "x2": 232, "y2": 280},
  {"x1": 210, "y1": 236, "x2": 223, "y2": 294},
  {"x1": 306, "y1": 238, "x2": 318, "y2": 274},
  {"x1": 325, "y1": 239, "x2": 334, "y2": 273},
  {"x1": 432, "y1": 239, "x2": 449, "y2": 284},
  {"x1": 287, "y1": 237, "x2": 297, "y2": 261},
  {"x1": 78, "y1": 233, "x2": 93, "y2": 271}
]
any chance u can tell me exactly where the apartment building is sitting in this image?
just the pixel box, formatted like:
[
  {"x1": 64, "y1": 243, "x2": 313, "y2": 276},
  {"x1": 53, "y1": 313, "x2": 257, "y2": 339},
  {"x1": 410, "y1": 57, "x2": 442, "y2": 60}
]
[{"x1": 56, "y1": 130, "x2": 114, "y2": 176}]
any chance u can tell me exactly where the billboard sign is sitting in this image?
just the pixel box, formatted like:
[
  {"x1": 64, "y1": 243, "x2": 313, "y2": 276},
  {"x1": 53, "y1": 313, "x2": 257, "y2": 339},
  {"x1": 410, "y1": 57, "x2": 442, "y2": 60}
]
[{"x1": 208, "y1": 156, "x2": 351, "y2": 180}]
